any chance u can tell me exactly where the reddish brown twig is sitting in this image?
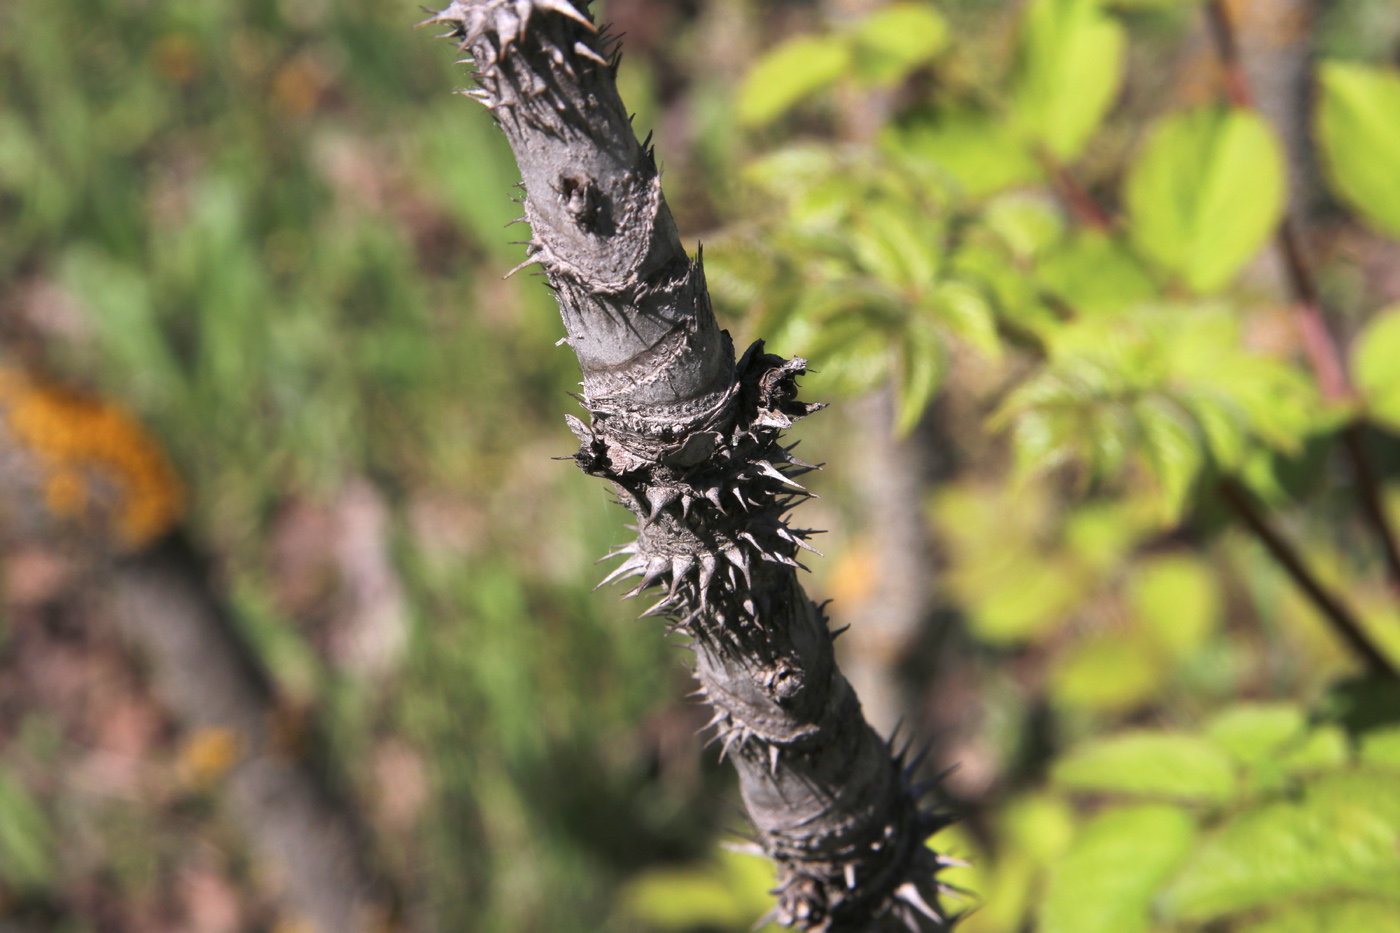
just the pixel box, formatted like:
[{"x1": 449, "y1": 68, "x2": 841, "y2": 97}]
[
  {"x1": 1204, "y1": 0, "x2": 1400, "y2": 601},
  {"x1": 1037, "y1": 149, "x2": 1115, "y2": 232},
  {"x1": 1219, "y1": 479, "x2": 1398, "y2": 678}
]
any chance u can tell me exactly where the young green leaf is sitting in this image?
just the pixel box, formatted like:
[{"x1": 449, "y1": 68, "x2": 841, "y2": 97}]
[
  {"x1": 888, "y1": 107, "x2": 1044, "y2": 199},
  {"x1": 1050, "y1": 632, "x2": 1170, "y2": 713},
  {"x1": 1316, "y1": 61, "x2": 1400, "y2": 241},
  {"x1": 737, "y1": 35, "x2": 852, "y2": 128},
  {"x1": 1129, "y1": 554, "x2": 1220, "y2": 659},
  {"x1": 1203, "y1": 703, "x2": 1307, "y2": 767},
  {"x1": 852, "y1": 2, "x2": 949, "y2": 85},
  {"x1": 1138, "y1": 395, "x2": 1205, "y2": 521},
  {"x1": 1040, "y1": 804, "x2": 1197, "y2": 933},
  {"x1": 925, "y1": 280, "x2": 1001, "y2": 361},
  {"x1": 894, "y1": 315, "x2": 947, "y2": 435},
  {"x1": 983, "y1": 193, "x2": 1065, "y2": 263},
  {"x1": 1012, "y1": 0, "x2": 1127, "y2": 161},
  {"x1": 1053, "y1": 731, "x2": 1238, "y2": 803},
  {"x1": 1125, "y1": 107, "x2": 1285, "y2": 293},
  {"x1": 1161, "y1": 770, "x2": 1400, "y2": 922},
  {"x1": 1036, "y1": 232, "x2": 1158, "y2": 316},
  {"x1": 1352, "y1": 305, "x2": 1400, "y2": 433}
]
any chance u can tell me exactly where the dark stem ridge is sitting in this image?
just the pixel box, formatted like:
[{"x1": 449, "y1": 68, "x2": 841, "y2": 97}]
[{"x1": 418, "y1": 1, "x2": 954, "y2": 929}]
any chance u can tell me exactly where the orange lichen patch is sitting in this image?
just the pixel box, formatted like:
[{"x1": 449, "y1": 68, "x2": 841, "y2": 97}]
[
  {"x1": 0, "y1": 367, "x2": 184, "y2": 549},
  {"x1": 178, "y1": 727, "x2": 245, "y2": 788}
]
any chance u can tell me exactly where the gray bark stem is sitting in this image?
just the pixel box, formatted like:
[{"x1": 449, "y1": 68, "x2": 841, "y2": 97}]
[{"x1": 420, "y1": 3, "x2": 952, "y2": 929}]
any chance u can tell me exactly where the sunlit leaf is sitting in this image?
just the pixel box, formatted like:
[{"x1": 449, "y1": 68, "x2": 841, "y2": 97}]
[
  {"x1": 1012, "y1": 0, "x2": 1126, "y2": 161},
  {"x1": 1278, "y1": 725, "x2": 1351, "y2": 776},
  {"x1": 1161, "y1": 770, "x2": 1400, "y2": 922},
  {"x1": 894, "y1": 315, "x2": 947, "y2": 435},
  {"x1": 622, "y1": 849, "x2": 775, "y2": 929},
  {"x1": 853, "y1": 2, "x2": 949, "y2": 84},
  {"x1": 964, "y1": 554, "x2": 1085, "y2": 644},
  {"x1": 737, "y1": 35, "x2": 852, "y2": 127},
  {"x1": 983, "y1": 193, "x2": 1065, "y2": 263},
  {"x1": 925, "y1": 280, "x2": 1001, "y2": 361},
  {"x1": 1129, "y1": 554, "x2": 1220, "y2": 659},
  {"x1": 1040, "y1": 805, "x2": 1196, "y2": 933},
  {"x1": 1003, "y1": 794, "x2": 1078, "y2": 865},
  {"x1": 851, "y1": 200, "x2": 941, "y2": 291},
  {"x1": 1360, "y1": 727, "x2": 1400, "y2": 771},
  {"x1": 1037, "y1": 231, "x2": 1158, "y2": 316},
  {"x1": 1316, "y1": 61, "x2": 1400, "y2": 240},
  {"x1": 1053, "y1": 731, "x2": 1238, "y2": 803},
  {"x1": 1204, "y1": 703, "x2": 1307, "y2": 767},
  {"x1": 887, "y1": 108, "x2": 1044, "y2": 199},
  {"x1": 801, "y1": 300, "x2": 898, "y2": 397},
  {"x1": 742, "y1": 144, "x2": 842, "y2": 199},
  {"x1": 1352, "y1": 305, "x2": 1400, "y2": 432},
  {"x1": 1125, "y1": 107, "x2": 1285, "y2": 293},
  {"x1": 1050, "y1": 632, "x2": 1170, "y2": 713},
  {"x1": 1138, "y1": 395, "x2": 1205, "y2": 521}
]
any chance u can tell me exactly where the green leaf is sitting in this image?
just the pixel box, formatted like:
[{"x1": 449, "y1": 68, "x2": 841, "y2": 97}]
[
  {"x1": 1204, "y1": 703, "x2": 1307, "y2": 766},
  {"x1": 965, "y1": 554, "x2": 1085, "y2": 644},
  {"x1": 1050, "y1": 632, "x2": 1169, "y2": 713},
  {"x1": 623, "y1": 849, "x2": 775, "y2": 929},
  {"x1": 1002, "y1": 794, "x2": 1078, "y2": 866},
  {"x1": 1138, "y1": 395, "x2": 1205, "y2": 521},
  {"x1": 1360, "y1": 727, "x2": 1400, "y2": 770},
  {"x1": 886, "y1": 108, "x2": 1044, "y2": 199},
  {"x1": 1053, "y1": 731, "x2": 1238, "y2": 803},
  {"x1": 737, "y1": 35, "x2": 852, "y2": 128},
  {"x1": 0, "y1": 770, "x2": 53, "y2": 890},
  {"x1": 1040, "y1": 804, "x2": 1197, "y2": 933},
  {"x1": 1278, "y1": 725, "x2": 1351, "y2": 775},
  {"x1": 852, "y1": 2, "x2": 949, "y2": 85},
  {"x1": 894, "y1": 315, "x2": 947, "y2": 436},
  {"x1": 1125, "y1": 107, "x2": 1285, "y2": 293},
  {"x1": 925, "y1": 280, "x2": 1001, "y2": 361},
  {"x1": 1239, "y1": 898, "x2": 1400, "y2": 933},
  {"x1": 742, "y1": 144, "x2": 841, "y2": 200},
  {"x1": 1037, "y1": 232, "x2": 1158, "y2": 316},
  {"x1": 1128, "y1": 554, "x2": 1220, "y2": 659},
  {"x1": 801, "y1": 303, "x2": 896, "y2": 398},
  {"x1": 1161, "y1": 770, "x2": 1400, "y2": 922},
  {"x1": 1316, "y1": 61, "x2": 1400, "y2": 240},
  {"x1": 1352, "y1": 305, "x2": 1400, "y2": 433},
  {"x1": 1012, "y1": 0, "x2": 1126, "y2": 161},
  {"x1": 983, "y1": 193, "x2": 1065, "y2": 263},
  {"x1": 850, "y1": 200, "x2": 940, "y2": 291}
]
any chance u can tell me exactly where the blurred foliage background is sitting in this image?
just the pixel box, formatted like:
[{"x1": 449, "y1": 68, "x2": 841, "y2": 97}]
[{"x1": 3, "y1": 0, "x2": 1400, "y2": 931}]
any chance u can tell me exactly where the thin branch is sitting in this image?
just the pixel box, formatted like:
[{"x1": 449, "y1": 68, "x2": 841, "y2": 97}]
[
  {"x1": 1219, "y1": 479, "x2": 1397, "y2": 679},
  {"x1": 1204, "y1": 0, "x2": 1400, "y2": 599},
  {"x1": 1036, "y1": 148, "x2": 1115, "y2": 232}
]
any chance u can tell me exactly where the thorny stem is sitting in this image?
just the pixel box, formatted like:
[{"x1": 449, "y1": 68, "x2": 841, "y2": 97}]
[
  {"x1": 1204, "y1": 0, "x2": 1400, "y2": 602},
  {"x1": 1218, "y1": 479, "x2": 1398, "y2": 678},
  {"x1": 417, "y1": 2, "x2": 954, "y2": 929}
]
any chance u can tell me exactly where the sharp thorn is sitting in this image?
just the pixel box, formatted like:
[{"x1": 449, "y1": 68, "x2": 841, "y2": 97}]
[{"x1": 573, "y1": 40, "x2": 609, "y2": 65}]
